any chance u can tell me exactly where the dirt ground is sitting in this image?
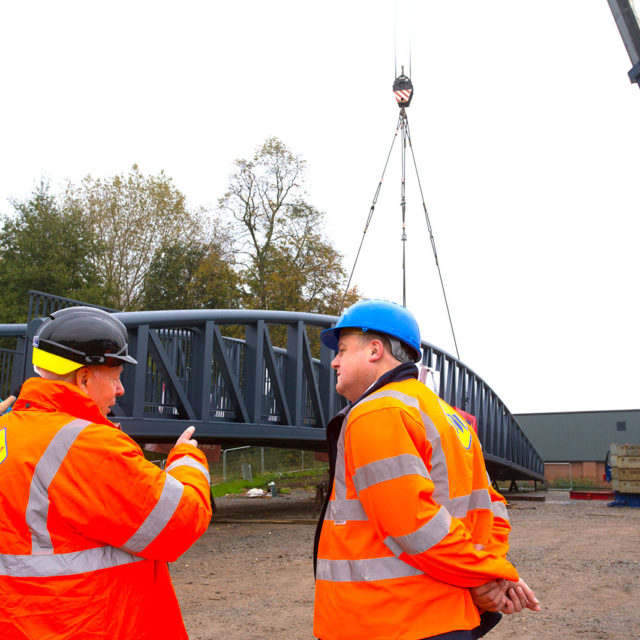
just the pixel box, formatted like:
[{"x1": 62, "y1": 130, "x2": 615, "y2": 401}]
[{"x1": 172, "y1": 490, "x2": 640, "y2": 640}]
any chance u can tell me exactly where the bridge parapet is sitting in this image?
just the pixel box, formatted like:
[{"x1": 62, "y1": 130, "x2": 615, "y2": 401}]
[{"x1": 0, "y1": 292, "x2": 544, "y2": 481}]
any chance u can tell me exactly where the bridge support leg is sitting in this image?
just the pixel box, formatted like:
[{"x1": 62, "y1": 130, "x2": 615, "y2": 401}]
[
  {"x1": 315, "y1": 483, "x2": 327, "y2": 512},
  {"x1": 509, "y1": 480, "x2": 518, "y2": 492}
]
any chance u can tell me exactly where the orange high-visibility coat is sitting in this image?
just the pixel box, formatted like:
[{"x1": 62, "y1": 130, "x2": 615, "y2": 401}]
[
  {"x1": 0, "y1": 377, "x2": 212, "y2": 639},
  {"x1": 314, "y1": 376, "x2": 518, "y2": 640}
]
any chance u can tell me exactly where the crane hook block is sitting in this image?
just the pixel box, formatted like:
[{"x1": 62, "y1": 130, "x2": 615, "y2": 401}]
[{"x1": 393, "y1": 74, "x2": 413, "y2": 107}]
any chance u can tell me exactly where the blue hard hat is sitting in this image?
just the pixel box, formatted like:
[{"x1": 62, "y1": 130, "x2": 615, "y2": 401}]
[{"x1": 321, "y1": 299, "x2": 422, "y2": 362}]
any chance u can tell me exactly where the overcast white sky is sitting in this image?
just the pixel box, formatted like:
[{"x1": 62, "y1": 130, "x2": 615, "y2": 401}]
[{"x1": 1, "y1": 1, "x2": 638, "y2": 414}]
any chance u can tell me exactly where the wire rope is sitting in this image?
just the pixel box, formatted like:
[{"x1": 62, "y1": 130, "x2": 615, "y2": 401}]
[
  {"x1": 344, "y1": 0, "x2": 460, "y2": 358},
  {"x1": 404, "y1": 116, "x2": 460, "y2": 359}
]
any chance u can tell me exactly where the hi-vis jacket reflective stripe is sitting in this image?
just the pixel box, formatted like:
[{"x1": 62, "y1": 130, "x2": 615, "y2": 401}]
[
  {"x1": 0, "y1": 377, "x2": 212, "y2": 640},
  {"x1": 314, "y1": 373, "x2": 518, "y2": 640}
]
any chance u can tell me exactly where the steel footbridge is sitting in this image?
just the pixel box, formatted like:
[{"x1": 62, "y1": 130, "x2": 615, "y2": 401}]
[{"x1": 0, "y1": 292, "x2": 543, "y2": 482}]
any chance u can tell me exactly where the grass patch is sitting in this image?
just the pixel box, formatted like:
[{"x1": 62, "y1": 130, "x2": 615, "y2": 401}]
[{"x1": 211, "y1": 467, "x2": 327, "y2": 498}]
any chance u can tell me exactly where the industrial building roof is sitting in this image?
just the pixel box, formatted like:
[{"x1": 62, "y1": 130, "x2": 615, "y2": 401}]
[{"x1": 515, "y1": 410, "x2": 640, "y2": 462}]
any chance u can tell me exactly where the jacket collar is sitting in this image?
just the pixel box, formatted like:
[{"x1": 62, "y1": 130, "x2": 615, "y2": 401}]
[{"x1": 13, "y1": 377, "x2": 116, "y2": 427}]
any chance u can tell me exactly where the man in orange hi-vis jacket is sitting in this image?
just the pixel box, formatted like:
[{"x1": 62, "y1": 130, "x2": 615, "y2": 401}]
[
  {"x1": 313, "y1": 299, "x2": 539, "y2": 640},
  {"x1": 0, "y1": 307, "x2": 212, "y2": 639}
]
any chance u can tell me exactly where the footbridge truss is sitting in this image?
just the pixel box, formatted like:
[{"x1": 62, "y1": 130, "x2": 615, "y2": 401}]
[{"x1": 0, "y1": 293, "x2": 543, "y2": 482}]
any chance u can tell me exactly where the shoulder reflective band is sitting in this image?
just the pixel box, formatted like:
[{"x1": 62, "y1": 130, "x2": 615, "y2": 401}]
[
  {"x1": 353, "y1": 453, "x2": 430, "y2": 493},
  {"x1": 166, "y1": 456, "x2": 211, "y2": 484},
  {"x1": 26, "y1": 418, "x2": 92, "y2": 554},
  {"x1": 123, "y1": 474, "x2": 184, "y2": 554},
  {"x1": 0, "y1": 545, "x2": 143, "y2": 578}
]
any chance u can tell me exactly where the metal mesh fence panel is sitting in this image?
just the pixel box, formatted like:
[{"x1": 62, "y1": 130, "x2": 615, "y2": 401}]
[
  {"x1": 210, "y1": 446, "x2": 328, "y2": 484},
  {"x1": 545, "y1": 462, "x2": 573, "y2": 490}
]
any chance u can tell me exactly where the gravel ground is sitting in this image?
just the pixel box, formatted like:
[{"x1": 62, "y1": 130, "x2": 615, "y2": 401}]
[{"x1": 172, "y1": 490, "x2": 640, "y2": 639}]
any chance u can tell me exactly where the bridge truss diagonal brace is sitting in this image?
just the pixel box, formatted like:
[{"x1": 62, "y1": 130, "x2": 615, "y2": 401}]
[
  {"x1": 286, "y1": 322, "x2": 325, "y2": 429},
  {"x1": 147, "y1": 329, "x2": 196, "y2": 420},
  {"x1": 210, "y1": 323, "x2": 249, "y2": 424},
  {"x1": 244, "y1": 321, "x2": 292, "y2": 425}
]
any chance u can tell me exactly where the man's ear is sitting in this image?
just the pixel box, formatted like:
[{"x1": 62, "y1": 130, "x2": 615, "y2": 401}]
[
  {"x1": 74, "y1": 367, "x2": 90, "y2": 392},
  {"x1": 368, "y1": 339, "x2": 384, "y2": 362}
]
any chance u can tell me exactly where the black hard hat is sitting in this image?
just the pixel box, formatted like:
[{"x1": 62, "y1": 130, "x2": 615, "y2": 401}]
[{"x1": 33, "y1": 306, "x2": 137, "y2": 375}]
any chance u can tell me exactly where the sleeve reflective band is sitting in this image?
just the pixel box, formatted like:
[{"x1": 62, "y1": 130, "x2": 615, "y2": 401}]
[
  {"x1": 26, "y1": 418, "x2": 92, "y2": 554},
  {"x1": 352, "y1": 453, "x2": 430, "y2": 493},
  {"x1": 0, "y1": 545, "x2": 143, "y2": 578},
  {"x1": 326, "y1": 498, "x2": 368, "y2": 522},
  {"x1": 491, "y1": 501, "x2": 509, "y2": 521},
  {"x1": 384, "y1": 507, "x2": 452, "y2": 557},
  {"x1": 123, "y1": 474, "x2": 184, "y2": 553},
  {"x1": 166, "y1": 456, "x2": 211, "y2": 484},
  {"x1": 447, "y1": 489, "x2": 492, "y2": 518}
]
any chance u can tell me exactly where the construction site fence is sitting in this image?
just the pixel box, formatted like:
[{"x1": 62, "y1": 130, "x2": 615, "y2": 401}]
[{"x1": 211, "y1": 445, "x2": 328, "y2": 484}]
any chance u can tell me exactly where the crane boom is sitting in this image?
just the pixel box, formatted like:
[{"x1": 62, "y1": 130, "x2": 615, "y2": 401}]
[{"x1": 607, "y1": 0, "x2": 640, "y2": 86}]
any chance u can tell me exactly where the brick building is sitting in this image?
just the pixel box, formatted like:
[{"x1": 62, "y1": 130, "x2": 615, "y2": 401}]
[{"x1": 515, "y1": 409, "x2": 640, "y2": 487}]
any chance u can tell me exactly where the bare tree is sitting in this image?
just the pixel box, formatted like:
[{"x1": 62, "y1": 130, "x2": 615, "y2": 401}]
[{"x1": 219, "y1": 138, "x2": 357, "y2": 313}]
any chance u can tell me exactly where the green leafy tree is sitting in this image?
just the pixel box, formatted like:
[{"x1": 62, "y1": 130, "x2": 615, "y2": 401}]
[
  {"x1": 0, "y1": 181, "x2": 103, "y2": 323},
  {"x1": 219, "y1": 138, "x2": 357, "y2": 314},
  {"x1": 142, "y1": 226, "x2": 241, "y2": 311},
  {"x1": 65, "y1": 165, "x2": 201, "y2": 310}
]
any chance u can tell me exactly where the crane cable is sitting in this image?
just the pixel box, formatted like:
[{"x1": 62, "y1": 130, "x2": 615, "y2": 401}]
[
  {"x1": 341, "y1": 1, "x2": 461, "y2": 359},
  {"x1": 404, "y1": 115, "x2": 460, "y2": 360},
  {"x1": 394, "y1": 0, "x2": 412, "y2": 82},
  {"x1": 340, "y1": 108, "x2": 461, "y2": 360}
]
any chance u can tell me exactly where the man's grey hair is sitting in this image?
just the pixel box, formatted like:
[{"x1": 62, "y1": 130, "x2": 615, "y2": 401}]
[{"x1": 358, "y1": 331, "x2": 416, "y2": 364}]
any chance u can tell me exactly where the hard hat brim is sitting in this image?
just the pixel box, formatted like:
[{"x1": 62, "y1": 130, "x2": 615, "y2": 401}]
[{"x1": 320, "y1": 327, "x2": 340, "y2": 352}]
